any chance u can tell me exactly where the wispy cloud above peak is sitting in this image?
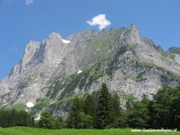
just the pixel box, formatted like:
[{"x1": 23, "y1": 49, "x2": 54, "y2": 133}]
[
  {"x1": 25, "y1": 0, "x2": 33, "y2": 6},
  {"x1": 87, "y1": 14, "x2": 111, "y2": 30}
]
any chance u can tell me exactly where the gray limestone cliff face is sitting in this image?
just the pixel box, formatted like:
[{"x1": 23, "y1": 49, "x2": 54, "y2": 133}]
[
  {"x1": 0, "y1": 41, "x2": 41, "y2": 96},
  {"x1": 46, "y1": 24, "x2": 180, "y2": 102},
  {"x1": 0, "y1": 24, "x2": 180, "y2": 115},
  {"x1": 0, "y1": 32, "x2": 70, "y2": 105},
  {"x1": 122, "y1": 24, "x2": 141, "y2": 45},
  {"x1": 9, "y1": 40, "x2": 40, "y2": 77},
  {"x1": 52, "y1": 30, "x2": 100, "y2": 78},
  {"x1": 37, "y1": 32, "x2": 64, "y2": 66}
]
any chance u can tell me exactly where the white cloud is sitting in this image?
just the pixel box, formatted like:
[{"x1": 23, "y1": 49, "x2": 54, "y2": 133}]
[
  {"x1": 87, "y1": 14, "x2": 111, "y2": 30},
  {"x1": 25, "y1": 0, "x2": 33, "y2": 6}
]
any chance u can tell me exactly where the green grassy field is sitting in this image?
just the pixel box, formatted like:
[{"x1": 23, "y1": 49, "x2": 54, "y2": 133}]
[{"x1": 0, "y1": 127, "x2": 179, "y2": 135}]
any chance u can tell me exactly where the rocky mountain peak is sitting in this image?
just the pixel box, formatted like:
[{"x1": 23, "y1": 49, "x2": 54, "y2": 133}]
[
  {"x1": 48, "y1": 32, "x2": 62, "y2": 41},
  {"x1": 123, "y1": 23, "x2": 140, "y2": 44},
  {"x1": 156, "y1": 45, "x2": 164, "y2": 53},
  {"x1": 168, "y1": 47, "x2": 180, "y2": 55},
  {"x1": 110, "y1": 28, "x2": 117, "y2": 34},
  {"x1": 91, "y1": 29, "x2": 98, "y2": 36},
  {"x1": 23, "y1": 40, "x2": 40, "y2": 65},
  {"x1": 129, "y1": 23, "x2": 138, "y2": 31},
  {"x1": 32, "y1": 33, "x2": 65, "y2": 67},
  {"x1": 100, "y1": 28, "x2": 110, "y2": 36}
]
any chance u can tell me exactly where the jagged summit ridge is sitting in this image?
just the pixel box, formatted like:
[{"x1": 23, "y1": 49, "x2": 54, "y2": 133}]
[{"x1": 0, "y1": 24, "x2": 180, "y2": 117}]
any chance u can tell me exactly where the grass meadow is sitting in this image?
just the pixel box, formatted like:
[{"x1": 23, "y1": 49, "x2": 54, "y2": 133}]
[{"x1": 0, "y1": 127, "x2": 179, "y2": 135}]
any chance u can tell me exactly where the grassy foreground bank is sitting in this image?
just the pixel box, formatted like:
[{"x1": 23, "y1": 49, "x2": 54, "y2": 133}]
[{"x1": 0, "y1": 127, "x2": 179, "y2": 135}]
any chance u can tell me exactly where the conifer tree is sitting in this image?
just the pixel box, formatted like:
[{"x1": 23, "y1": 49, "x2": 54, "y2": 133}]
[
  {"x1": 127, "y1": 100, "x2": 150, "y2": 128},
  {"x1": 10, "y1": 109, "x2": 18, "y2": 126},
  {"x1": 0, "y1": 109, "x2": 34, "y2": 128},
  {"x1": 108, "y1": 92, "x2": 121, "y2": 127},
  {"x1": 84, "y1": 94, "x2": 96, "y2": 117},
  {"x1": 38, "y1": 112, "x2": 55, "y2": 129},
  {"x1": 152, "y1": 84, "x2": 174, "y2": 128},
  {"x1": 95, "y1": 83, "x2": 110, "y2": 129},
  {"x1": 66, "y1": 97, "x2": 84, "y2": 128},
  {"x1": 170, "y1": 84, "x2": 180, "y2": 129},
  {"x1": 55, "y1": 117, "x2": 64, "y2": 129},
  {"x1": 112, "y1": 92, "x2": 121, "y2": 117},
  {"x1": 31, "y1": 116, "x2": 35, "y2": 127},
  {"x1": 0, "y1": 110, "x2": 9, "y2": 127},
  {"x1": 84, "y1": 114, "x2": 93, "y2": 129}
]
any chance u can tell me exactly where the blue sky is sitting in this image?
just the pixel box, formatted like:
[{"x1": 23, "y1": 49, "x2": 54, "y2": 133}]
[{"x1": 0, "y1": 0, "x2": 180, "y2": 81}]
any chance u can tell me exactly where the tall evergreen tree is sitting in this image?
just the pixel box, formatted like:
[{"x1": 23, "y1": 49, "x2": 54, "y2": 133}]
[
  {"x1": 83, "y1": 94, "x2": 96, "y2": 117},
  {"x1": 112, "y1": 92, "x2": 121, "y2": 117},
  {"x1": 108, "y1": 92, "x2": 121, "y2": 127},
  {"x1": 171, "y1": 84, "x2": 180, "y2": 129},
  {"x1": 95, "y1": 83, "x2": 110, "y2": 129},
  {"x1": 152, "y1": 84, "x2": 175, "y2": 129},
  {"x1": 66, "y1": 97, "x2": 84, "y2": 128}
]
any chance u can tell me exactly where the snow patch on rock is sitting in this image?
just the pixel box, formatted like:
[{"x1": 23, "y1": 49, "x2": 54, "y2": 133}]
[
  {"x1": 25, "y1": 109, "x2": 28, "y2": 112},
  {"x1": 78, "y1": 70, "x2": 82, "y2": 74},
  {"x1": 26, "y1": 102, "x2": 34, "y2": 108},
  {"x1": 62, "y1": 39, "x2": 70, "y2": 44}
]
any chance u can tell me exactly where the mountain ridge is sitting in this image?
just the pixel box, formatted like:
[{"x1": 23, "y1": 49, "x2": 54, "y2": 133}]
[{"x1": 0, "y1": 24, "x2": 180, "y2": 117}]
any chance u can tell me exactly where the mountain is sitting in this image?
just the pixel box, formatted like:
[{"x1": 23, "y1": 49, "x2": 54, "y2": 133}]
[{"x1": 0, "y1": 24, "x2": 180, "y2": 118}]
